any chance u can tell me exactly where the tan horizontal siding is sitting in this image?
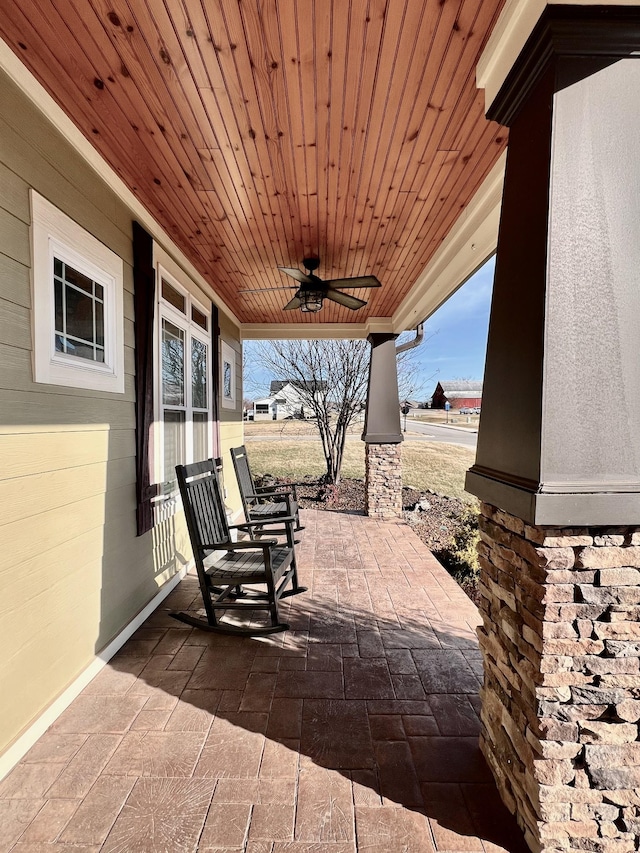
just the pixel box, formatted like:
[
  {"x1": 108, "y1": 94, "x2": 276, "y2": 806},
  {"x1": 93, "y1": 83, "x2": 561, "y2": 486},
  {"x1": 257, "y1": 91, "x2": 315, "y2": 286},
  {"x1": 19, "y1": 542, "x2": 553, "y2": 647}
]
[
  {"x1": 0, "y1": 252, "x2": 30, "y2": 308},
  {"x1": 0, "y1": 67, "x2": 242, "y2": 761}
]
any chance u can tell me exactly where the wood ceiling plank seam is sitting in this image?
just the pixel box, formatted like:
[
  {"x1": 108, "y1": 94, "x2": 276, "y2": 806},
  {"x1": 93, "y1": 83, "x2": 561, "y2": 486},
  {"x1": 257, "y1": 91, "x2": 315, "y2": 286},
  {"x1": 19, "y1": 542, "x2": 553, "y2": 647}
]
[
  {"x1": 369, "y1": 151, "x2": 459, "y2": 311},
  {"x1": 334, "y1": 0, "x2": 389, "y2": 278},
  {"x1": 383, "y1": 127, "x2": 501, "y2": 302},
  {"x1": 373, "y1": 123, "x2": 498, "y2": 311},
  {"x1": 288, "y1": 0, "x2": 320, "y2": 260},
  {"x1": 331, "y1": 0, "x2": 384, "y2": 279},
  {"x1": 212, "y1": 0, "x2": 292, "y2": 284},
  {"x1": 219, "y1": 2, "x2": 303, "y2": 316},
  {"x1": 139, "y1": 0, "x2": 273, "y2": 282},
  {"x1": 398, "y1": 141, "x2": 499, "y2": 306},
  {"x1": 297, "y1": 0, "x2": 322, "y2": 258},
  {"x1": 351, "y1": 1, "x2": 444, "y2": 264},
  {"x1": 0, "y1": 1, "x2": 203, "y2": 253},
  {"x1": 356, "y1": 0, "x2": 463, "y2": 264},
  {"x1": 437, "y1": 1, "x2": 509, "y2": 150},
  {"x1": 202, "y1": 0, "x2": 296, "y2": 320},
  {"x1": 196, "y1": 88, "x2": 281, "y2": 276},
  {"x1": 323, "y1": 0, "x2": 352, "y2": 277},
  {"x1": 393, "y1": 0, "x2": 497, "y2": 196},
  {"x1": 173, "y1": 0, "x2": 281, "y2": 279},
  {"x1": 346, "y1": 0, "x2": 428, "y2": 277},
  {"x1": 129, "y1": 0, "x2": 268, "y2": 274},
  {"x1": 325, "y1": 0, "x2": 369, "y2": 276},
  {"x1": 75, "y1": 0, "x2": 230, "y2": 236},
  {"x1": 236, "y1": 0, "x2": 302, "y2": 273},
  {"x1": 74, "y1": 0, "x2": 253, "y2": 293},
  {"x1": 314, "y1": 4, "x2": 333, "y2": 266},
  {"x1": 68, "y1": 0, "x2": 230, "y2": 244},
  {"x1": 277, "y1": 0, "x2": 314, "y2": 267},
  {"x1": 370, "y1": 0, "x2": 497, "y2": 280},
  {"x1": 124, "y1": 0, "x2": 216, "y2": 149},
  {"x1": 311, "y1": 0, "x2": 332, "y2": 269},
  {"x1": 263, "y1": 0, "x2": 309, "y2": 266}
]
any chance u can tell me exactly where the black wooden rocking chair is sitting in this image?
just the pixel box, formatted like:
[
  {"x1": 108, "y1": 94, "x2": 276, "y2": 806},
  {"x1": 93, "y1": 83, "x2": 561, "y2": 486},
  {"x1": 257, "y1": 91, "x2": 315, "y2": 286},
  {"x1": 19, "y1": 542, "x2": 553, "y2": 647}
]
[
  {"x1": 172, "y1": 459, "x2": 306, "y2": 635},
  {"x1": 230, "y1": 444, "x2": 305, "y2": 533}
]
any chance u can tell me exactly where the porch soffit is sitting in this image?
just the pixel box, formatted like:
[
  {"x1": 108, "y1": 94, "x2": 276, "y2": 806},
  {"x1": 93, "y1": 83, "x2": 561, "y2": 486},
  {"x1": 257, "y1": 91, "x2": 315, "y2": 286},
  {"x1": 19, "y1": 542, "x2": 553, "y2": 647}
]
[
  {"x1": 478, "y1": 0, "x2": 640, "y2": 111},
  {"x1": 0, "y1": 0, "x2": 509, "y2": 333}
]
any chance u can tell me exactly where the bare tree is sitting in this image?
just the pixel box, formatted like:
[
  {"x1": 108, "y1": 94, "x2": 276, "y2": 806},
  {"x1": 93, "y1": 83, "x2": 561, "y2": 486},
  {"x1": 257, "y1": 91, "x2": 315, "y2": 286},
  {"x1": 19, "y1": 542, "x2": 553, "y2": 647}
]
[{"x1": 247, "y1": 335, "x2": 430, "y2": 485}]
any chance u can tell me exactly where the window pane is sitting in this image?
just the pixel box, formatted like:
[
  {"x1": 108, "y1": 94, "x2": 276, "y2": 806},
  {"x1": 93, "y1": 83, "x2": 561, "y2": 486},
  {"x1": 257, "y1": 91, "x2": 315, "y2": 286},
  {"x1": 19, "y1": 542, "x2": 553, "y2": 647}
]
[
  {"x1": 65, "y1": 288, "x2": 94, "y2": 342},
  {"x1": 95, "y1": 301, "x2": 104, "y2": 347},
  {"x1": 223, "y1": 360, "x2": 232, "y2": 399},
  {"x1": 64, "y1": 264, "x2": 93, "y2": 295},
  {"x1": 53, "y1": 259, "x2": 105, "y2": 363},
  {"x1": 193, "y1": 412, "x2": 209, "y2": 462},
  {"x1": 192, "y1": 338, "x2": 208, "y2": 409},
  {"x1": 54, "y1": 279, "x2": 64, "y2": 349},
  {"x1": 163, "y1": 410, "x2": 185, "y2": 485},
  {"x1": 162, "y1": 278, "x2": 186, "y2": 314},
  {"x1": 191, "y1": 305, "x2": 208, "y2": 330},
  {"x1": 162, "y1": 319, "x2": 185, "y2": 406}
]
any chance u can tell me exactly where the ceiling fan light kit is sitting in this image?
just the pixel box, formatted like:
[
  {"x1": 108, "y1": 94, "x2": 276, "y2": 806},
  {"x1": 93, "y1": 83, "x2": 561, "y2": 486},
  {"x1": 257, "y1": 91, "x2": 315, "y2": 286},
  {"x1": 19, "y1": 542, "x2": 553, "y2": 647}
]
[
  {"x1": 239, "y1": 257, "x2": 382, "y2": 314},
  {"x1": 299, "y1": 289, "x2": 324, "y2": 313}
]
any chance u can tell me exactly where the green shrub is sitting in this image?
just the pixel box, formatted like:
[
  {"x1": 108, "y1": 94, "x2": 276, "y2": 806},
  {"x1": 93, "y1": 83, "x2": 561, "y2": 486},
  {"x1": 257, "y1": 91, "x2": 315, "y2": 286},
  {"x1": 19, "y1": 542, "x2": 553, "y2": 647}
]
[{"x1": 435, "y1": 505, "x2": 480, "y2": 600}]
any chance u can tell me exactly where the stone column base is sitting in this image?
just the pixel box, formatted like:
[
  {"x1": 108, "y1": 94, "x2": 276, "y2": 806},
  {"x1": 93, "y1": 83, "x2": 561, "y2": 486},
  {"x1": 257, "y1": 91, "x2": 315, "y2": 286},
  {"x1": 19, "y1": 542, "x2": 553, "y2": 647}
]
[
  {"x1": 364, "y1": 443, "x2": 402, "y2": 519},
  {"x1": 477, "y1": 502, "x2": 640, "y2": 853}
]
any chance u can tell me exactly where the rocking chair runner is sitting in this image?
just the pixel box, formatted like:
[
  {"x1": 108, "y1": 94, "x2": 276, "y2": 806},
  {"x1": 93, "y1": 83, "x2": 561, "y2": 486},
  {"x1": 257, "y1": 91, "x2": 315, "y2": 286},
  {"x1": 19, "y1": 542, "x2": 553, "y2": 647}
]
[
  {"x1": 172, "y1": 459, "x2": 306, "y2": 635},
  {"x1": 230, "y1": 444, "x2": 305, "y2": 532}
]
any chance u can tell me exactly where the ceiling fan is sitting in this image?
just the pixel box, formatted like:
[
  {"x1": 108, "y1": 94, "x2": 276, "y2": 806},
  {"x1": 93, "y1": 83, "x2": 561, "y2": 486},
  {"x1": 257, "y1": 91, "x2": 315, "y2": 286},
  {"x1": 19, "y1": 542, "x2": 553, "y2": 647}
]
[{"x1": 239, "y1": 258, "x2": 381, "y2": 313}]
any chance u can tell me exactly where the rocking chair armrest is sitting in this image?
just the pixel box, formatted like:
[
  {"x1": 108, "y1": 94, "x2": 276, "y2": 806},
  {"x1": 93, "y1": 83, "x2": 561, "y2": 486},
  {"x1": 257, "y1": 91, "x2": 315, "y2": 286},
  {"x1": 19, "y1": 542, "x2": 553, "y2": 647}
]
[
  {"x1": 255, "y1": 483, "x2": 299, "y2": 496},
  {"x1": 204, "y1": 538, "x2": 278, "y2": 550},
  {"x1": 246, "y1": 491, "x2": 296, "y2": 507},
  {"x1": 231, "y1": 515, "x2": 297, "y2": 530}
]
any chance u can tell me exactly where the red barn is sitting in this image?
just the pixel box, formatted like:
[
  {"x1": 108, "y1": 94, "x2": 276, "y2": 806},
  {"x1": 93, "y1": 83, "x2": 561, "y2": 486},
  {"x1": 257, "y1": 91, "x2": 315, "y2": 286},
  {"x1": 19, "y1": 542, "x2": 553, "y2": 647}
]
[{"x1": 430, "y1": 381, "x2": 483, "y2": 410}]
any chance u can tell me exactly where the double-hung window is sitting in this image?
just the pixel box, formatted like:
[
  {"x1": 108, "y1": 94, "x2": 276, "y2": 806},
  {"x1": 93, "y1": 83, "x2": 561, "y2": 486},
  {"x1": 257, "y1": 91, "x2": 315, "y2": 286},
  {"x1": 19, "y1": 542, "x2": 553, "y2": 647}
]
[{"x1": 156, "y1": 267, "x2": 212, "y2": 492}]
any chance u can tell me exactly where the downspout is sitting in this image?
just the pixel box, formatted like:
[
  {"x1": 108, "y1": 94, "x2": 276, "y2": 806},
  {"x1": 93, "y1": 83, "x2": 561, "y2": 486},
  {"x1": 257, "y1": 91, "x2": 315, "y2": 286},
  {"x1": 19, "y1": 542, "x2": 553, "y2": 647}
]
[{"x1": 395, "y1": 322, "x2": 424, "y2": 354}]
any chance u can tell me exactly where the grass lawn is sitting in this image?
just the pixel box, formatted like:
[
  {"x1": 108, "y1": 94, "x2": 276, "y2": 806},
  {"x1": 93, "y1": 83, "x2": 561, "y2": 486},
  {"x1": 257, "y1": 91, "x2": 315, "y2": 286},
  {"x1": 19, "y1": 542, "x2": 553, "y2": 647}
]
[{"x1": 246, "y1": 438, "x2": 476, "y2": 502}]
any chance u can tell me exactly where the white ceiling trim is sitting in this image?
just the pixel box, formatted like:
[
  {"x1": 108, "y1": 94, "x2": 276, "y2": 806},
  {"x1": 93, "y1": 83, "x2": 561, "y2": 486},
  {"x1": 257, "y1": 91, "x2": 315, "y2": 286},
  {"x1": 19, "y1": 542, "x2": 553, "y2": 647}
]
[
  {"x1": 477, "y1": 0, "x2": 640, "y2": 113},
  {"x1": 241, "y1": 317, "x2": 395, "y2": 341},
  {"x1": 392, "y1": 151, "x2": 506, "y2": 332},
  {"x1": 0, "y1": 38, "x2": 241, "y2": 329}
]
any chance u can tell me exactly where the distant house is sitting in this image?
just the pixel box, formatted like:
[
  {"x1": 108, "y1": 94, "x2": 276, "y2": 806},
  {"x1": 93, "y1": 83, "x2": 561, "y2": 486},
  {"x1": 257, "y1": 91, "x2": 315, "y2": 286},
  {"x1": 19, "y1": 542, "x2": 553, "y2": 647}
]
[
  {"x1": 430, "y1": 380, "x2": 483, "y2": 410},
  {"x1": 253, "y1": 380, "x2": 327, "y2": 420}
]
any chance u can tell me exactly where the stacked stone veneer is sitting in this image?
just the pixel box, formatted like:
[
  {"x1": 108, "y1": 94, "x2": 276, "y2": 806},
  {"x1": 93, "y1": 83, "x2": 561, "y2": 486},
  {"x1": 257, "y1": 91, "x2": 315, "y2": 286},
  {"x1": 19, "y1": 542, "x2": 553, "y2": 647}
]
[
  {"x1": 477, "y1": 502, "x2": 640, "y2": 853},
  {"x1": 364, "y1": 443, "x2": 402, "y2": 519}
]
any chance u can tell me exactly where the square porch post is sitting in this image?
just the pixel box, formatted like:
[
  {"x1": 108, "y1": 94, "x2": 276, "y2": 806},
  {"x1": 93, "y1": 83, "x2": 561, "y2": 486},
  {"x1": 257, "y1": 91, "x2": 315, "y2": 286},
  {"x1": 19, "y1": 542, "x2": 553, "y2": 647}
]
[
  {"x1": 466, "y1": 7, "x2": 640, "y2": 851},
  {"x1": 362, "y1": 332, "x2": 403, "y2": 519}
]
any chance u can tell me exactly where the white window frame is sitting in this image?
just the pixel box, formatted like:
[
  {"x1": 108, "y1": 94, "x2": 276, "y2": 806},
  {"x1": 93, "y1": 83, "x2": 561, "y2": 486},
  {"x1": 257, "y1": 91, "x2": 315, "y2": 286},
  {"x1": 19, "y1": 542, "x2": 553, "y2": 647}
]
[
  {"x1": 30, "y1": 191, "x2": 124, "y2": 393},
  {"x1": 154, "y1": 263, "x2": 213, "y2": 493},
  {"x1": 221, "y1": 340, "x2": 236, "y2": 409}
]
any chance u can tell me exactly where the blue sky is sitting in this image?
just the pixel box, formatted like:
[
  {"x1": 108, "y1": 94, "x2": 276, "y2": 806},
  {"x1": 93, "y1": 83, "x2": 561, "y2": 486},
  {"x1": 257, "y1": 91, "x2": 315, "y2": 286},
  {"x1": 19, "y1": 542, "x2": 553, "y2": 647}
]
[
  {"x1": 243, "y1": 255, "x2": 495, "y2": 399},
  {"x1": 414, "y1": 254, "x2": 495, "y2": 387}
]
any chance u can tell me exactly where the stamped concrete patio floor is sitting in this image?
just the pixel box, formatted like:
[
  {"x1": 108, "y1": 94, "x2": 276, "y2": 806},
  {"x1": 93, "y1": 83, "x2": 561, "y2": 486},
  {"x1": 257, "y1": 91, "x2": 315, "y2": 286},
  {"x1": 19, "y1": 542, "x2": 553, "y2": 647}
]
[{"x1": 1, "y1": 509, "x2": 529, "y2": 852}]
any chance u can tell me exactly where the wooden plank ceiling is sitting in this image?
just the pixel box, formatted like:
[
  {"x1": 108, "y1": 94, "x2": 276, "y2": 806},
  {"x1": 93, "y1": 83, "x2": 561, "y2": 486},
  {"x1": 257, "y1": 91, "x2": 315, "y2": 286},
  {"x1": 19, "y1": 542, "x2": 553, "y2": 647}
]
[{"x1": 1, "y1": 0, "x2": 507, "y2": 326}]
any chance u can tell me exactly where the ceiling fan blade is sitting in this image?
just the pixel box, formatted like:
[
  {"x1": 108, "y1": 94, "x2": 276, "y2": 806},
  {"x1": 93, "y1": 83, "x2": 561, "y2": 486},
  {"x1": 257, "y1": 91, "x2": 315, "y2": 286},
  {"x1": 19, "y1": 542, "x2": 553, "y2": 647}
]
[
  {"x1": 325, "y1": 290, "x2": 367, "y2": 310},
  {"x1": 278, "y1": 266, "x2": 314, "y2": 284},
  {"x1": 282, "y1": 295, "x2": 303, "y2": 311},
  {"x1": 238, "y1": 285, "x2": 297, "y2": 293},
  {"x1": 324, "y1": 275, "x2": 382, "y2": 290}
]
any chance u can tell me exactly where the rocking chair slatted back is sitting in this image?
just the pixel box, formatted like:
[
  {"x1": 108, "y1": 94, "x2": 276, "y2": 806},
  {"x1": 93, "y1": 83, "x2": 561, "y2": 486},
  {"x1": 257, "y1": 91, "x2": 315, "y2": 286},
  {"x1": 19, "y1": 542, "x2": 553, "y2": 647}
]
[
  {"x1": 183, "y1": 466, "x2": 231, "y2": 545},
  {"x1": 230, "y1": 445, "x2": 304, "y2": 532}
]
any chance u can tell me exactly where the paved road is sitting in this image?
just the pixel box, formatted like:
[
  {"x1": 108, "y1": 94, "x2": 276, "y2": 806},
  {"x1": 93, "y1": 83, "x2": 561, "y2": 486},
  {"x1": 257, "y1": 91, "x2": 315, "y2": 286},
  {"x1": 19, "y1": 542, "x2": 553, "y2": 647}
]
[
  {"x1": 246, "y1": 419, "x2": 478, "y2": 450},
  {"x1": 404, "y1": 419, "x2": 478, "y2": 450}
]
